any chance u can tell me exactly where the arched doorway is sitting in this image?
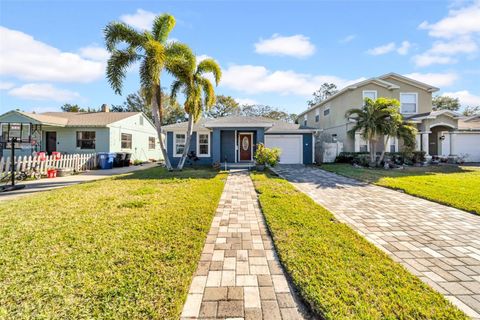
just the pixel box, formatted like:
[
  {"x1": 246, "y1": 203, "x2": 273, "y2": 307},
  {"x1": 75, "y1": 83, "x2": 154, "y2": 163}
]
[{"x1": 429, "y1": 124, "x2": 455, "y2": 156}]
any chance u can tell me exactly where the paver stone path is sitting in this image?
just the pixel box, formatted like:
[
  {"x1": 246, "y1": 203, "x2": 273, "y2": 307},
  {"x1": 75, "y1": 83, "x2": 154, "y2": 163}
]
[
  {"x1": 181, "y1": 171, "x2": 307, "y2": 320},
  {"x1": 273, "y1": 164, "x2": 480, "y2": 319}
]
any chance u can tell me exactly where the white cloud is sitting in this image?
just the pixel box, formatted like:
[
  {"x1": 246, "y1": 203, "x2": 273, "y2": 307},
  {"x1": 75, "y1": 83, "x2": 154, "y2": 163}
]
[
  {"x1": 254, "y1": 34, "x2": 315, "y2": 58},
  {"x1": 196, "y1": 54, "x2": 211, "y2": 63},
  {"x1": 8, "y1": 83, "x2": 80, "y2": 102},
  {"x1": 412, "y1": 54, "x2": 457, "y2": 67},
  {"x1": 221, "y1": 64, "x2": 364, "y2": 96},
  {"x1": 119, "y1": 9, "x2": 156, "y2": 30},
  {"x1": 442, "y1": 90, "x2": 480, "y2": 106},
  {"x1": 339, "y1": 34, "x2": 356, "y2": 44},
  {"x1": 429, "y1": 37, "x2": 478, "y2": 55},
  {"x1": 419, "y1": 2, "x2": 480, "y2": 38},
  {"x1": 0, "y1": 82, "x2": 15, "y2": 90},
  {"x1": 397, "y1": 41, "x2": 411, "y2": 55},
  {"x1": 366, "y1": 42, "x2": 396, "y2": 55},
  {"x1": 0, "y1": 26, "x2": 104, "y2": 83},
  {"x1": 235, "y1": 98, "x2": 258, "y2": 105},
  {"x1": 79, "y1": 45, "x2": 110, "y2": 62},
  {"x1": 404, "y1": 72, "x2": 459, "y2": 87}
]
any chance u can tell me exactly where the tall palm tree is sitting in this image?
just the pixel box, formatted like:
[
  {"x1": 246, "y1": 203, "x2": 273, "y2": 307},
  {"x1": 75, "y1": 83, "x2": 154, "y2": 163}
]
[
  {"x1": 345, "y1": 97, "x2": 398, "y2": 164},
  {"x1": 104, "y1": 14, "x2": 190, "y2": 170},
  {"x1": 170, "y1": 56, "x2": 221, "y2": 170}
]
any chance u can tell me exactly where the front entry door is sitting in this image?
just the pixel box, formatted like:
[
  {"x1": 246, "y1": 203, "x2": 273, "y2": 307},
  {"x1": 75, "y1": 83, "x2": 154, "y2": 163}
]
[
  {"x1": 45, "y1": 132, "x2": 57, "y2": 154},
  {"x1": 239, "y1": 133, "x2": 252, "y2": 161}
]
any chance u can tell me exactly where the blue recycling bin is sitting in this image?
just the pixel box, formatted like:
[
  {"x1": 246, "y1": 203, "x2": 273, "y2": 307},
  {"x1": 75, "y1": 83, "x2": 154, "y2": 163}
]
[{"x1": 97, "y1": 152, "x2": 114, "y2": 169}]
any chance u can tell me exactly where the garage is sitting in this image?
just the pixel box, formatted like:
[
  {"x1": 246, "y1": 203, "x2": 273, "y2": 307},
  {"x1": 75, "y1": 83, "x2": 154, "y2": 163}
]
[{"x1": 265, "y1": 135, "x2": 303, "y2": 164}]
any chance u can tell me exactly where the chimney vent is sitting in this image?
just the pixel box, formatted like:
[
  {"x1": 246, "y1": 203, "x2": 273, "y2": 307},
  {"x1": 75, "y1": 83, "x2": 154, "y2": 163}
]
[{"x1": 101, "y1": 104, "x2": 110, "y2": 112}]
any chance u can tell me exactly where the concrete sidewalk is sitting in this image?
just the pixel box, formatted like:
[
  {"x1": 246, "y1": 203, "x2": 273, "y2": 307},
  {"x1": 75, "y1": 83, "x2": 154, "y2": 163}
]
[{"x1": 0, "y1": 162, "x2": 159, "y2": 202}]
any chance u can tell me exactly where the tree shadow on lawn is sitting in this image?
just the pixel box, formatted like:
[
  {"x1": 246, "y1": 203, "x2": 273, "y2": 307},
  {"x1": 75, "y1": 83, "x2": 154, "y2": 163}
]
[{"x1": 113, "y1": 165, "x2": 223, "y2": 182}]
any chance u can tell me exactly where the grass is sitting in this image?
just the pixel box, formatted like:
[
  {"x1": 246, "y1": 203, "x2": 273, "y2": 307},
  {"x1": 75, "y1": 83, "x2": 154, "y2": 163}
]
[
  {"x1": 0, "y1": 167, "x2": 226, "y2": 320},
  {"x1": 320, "y1": 164, "x2": 480, "y2": 215},
  {"x1": 251, "y1": 171, "x2": 466, "y2": 320}
]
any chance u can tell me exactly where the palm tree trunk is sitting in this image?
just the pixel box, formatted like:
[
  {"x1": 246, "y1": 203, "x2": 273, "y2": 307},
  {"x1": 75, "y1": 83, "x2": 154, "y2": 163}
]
[
  {"x1": 152, "y1": 84, "x2": 172, "y2": 170},
  {"x1": 177, "y1": 115, "x2": 194, "y2": 170},
  {"x1": 369, "y1": 140, "x2": 376, "y2": 163},
  {"x1": 378, "y1": 135, "x2": 388, "y2": 166}
]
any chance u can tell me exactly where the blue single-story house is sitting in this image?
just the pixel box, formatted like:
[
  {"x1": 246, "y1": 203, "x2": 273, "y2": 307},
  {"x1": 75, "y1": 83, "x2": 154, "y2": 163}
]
[
  {"x1": 0, "y1": 106, "x2": 163, "y2": 162},
  {"x1": 163, "y1": 116, "x2": 316, "y2": 166}
]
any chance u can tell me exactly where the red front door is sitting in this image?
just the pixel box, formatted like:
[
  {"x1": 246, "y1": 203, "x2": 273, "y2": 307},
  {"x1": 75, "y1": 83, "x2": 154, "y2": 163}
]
[{"x1": 239, "y1": 134, "x2": 252, "y2": 161}]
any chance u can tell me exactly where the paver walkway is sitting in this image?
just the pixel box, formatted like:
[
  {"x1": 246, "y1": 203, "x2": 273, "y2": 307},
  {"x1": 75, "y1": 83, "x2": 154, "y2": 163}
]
[
  {"x1": 181, "y1": 171, "x2": 307, "y2": 320},
  {"x1": 273, "y1": 165, "x2": 480, "y2": 319}
]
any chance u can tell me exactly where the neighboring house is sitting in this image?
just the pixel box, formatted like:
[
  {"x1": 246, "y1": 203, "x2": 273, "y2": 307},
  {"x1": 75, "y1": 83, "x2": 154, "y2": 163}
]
[
  {"x1": 162, "y1": 116, "x2": 316, "y2": 166},
  {"x1": 298, "y1": 72, "x2": 480, "y2": 162},
  {"x1": 0, "y1": 105, "x2": 163, "y2": 162}
]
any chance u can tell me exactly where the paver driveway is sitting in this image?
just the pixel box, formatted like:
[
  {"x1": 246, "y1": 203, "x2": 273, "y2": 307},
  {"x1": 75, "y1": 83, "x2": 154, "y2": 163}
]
[
  {"x1": 273, "y1": 165, "x2": 480, "y2": 319},
  {"x1": 181, "y1": 171, "x2": 307, "y2": 320}
]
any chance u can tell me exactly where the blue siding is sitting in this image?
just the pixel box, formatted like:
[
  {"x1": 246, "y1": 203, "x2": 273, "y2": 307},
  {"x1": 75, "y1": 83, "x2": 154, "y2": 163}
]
[
  {"x1": 221, "y1": 131, "x2": 235, "y2": 162},
  {"x1": 167, "y1": 131, "x2": 212, "y2": 167}
]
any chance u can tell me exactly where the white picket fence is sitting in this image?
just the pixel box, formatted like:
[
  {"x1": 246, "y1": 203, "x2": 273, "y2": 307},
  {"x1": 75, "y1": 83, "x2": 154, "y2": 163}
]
[{"x1": 0, "y1": 153, "x2": 97, "y2": 179}]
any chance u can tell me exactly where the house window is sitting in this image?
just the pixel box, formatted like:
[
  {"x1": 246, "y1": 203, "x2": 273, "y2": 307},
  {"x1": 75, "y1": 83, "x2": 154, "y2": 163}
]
[
  {"x1": 303, "y1": 115, "x2": 308, "y2": 126},
  {"x1": 139, "y1": 116, "x2": 144, "y2": 126},
  {"x1": 174, "y1": 133, "x2": 185, "y2": 157},
  {"x1": 76, "y1": 131, "x2": 96, "y2": 149},
  {"x1": 121, "y1": 133, "x2": 132, "y2": 149},
  {"x1": 315, "y1": 110, "x2": 320, "y2": 122},
  {"x1": 389, "y1": 137, "x2": 397, "y2": 153},
  {"x1": 197, "y1": 133, "x2": 210, "y2": 157},
  {"x1": 148, "y1": 136, "x2": 156, "y2": 149},
  {"x1": 360, "y1": 145, "x2": 368, "y2": 152},
  {"x1": 400, "y1": 93, "x2": 418, "y2": 114},
  {"x1": 324, "y1": 107, "x2": 330, "y2": 116},
  {"x1": 363, "y1": 90, "x2": 377, "y2": 102}
]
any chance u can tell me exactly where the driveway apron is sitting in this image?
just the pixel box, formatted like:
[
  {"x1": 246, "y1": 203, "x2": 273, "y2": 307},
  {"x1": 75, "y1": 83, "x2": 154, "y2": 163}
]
[
  {"x1": 181, "y1": 171, "x2": 307, "y2": 320},
  {"x1": 273, "y1": 164, "x2": 480, "y2": 319}
]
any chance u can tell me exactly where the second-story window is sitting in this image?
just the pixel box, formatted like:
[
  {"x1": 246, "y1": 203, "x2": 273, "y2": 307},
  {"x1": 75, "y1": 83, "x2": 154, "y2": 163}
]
[
  {"x1": 363, "y1": 90, "x2": 377, "y2": 102},
  {"x1": 400, "y1": 93, "x2": 418, "y2": 114},
  {"x1": 324, "y1": 107, "x2": 330, "y2": 116},
  {"x1": 315, "y1": 110, "x2": 320, "y2": 122},
  {"x1": 303, "y1": 115, "x2": 308, "y2": 126}
]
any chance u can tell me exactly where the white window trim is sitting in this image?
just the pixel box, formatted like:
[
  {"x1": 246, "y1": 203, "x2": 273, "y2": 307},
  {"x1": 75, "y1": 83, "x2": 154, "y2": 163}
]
[
  {"x1": 173, "y1": 133, "x2": 186, "y2": 157},
  {"x1": 196, "y1": 132, "x2": 211, "y2": 157},
  {"x1": 315, "y1": 109, "x2": 320, "y2": 122},
  {"x1": 362, "y1": 90, "x2": 377, "y2": 100},
  {"x1": 303, "y1": 114, "x2": 308, "y2": 126},
  {"x1": 400, "y1": 92, "x2": 418, "y2": 114}
]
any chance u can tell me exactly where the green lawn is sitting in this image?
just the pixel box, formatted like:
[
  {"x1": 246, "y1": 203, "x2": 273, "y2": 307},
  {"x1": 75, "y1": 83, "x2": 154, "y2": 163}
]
[
  {"x1": 320, "y1": 164, "x2": 480, "y2": 215},
  {"x1": 251, "y1": 171, "x2": 466, "y2": 320},
  {"x1": 0, "y1": 167, "x2": 226, "y2": 320}
]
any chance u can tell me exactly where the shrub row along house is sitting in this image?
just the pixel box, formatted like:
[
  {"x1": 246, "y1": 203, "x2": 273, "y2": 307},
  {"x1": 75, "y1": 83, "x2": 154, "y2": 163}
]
[
  {"x1": 0, "y1": 104, "x2": 162, "y2": 162},
  {"x1": 298, "y1": 73, "x2": 480, "y2": 163}
]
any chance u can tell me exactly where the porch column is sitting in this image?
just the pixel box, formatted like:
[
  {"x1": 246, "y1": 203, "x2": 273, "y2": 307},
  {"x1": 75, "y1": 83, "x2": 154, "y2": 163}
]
[
  {"x1": 421, "y1": 132, "x2": 430, "y2": 156},
  {"x1": 354, "y1": 133, "x2": 360, "y2": 152},
  {"x1": 415, "y1": 134, "x2": 421, "y2": 151}
]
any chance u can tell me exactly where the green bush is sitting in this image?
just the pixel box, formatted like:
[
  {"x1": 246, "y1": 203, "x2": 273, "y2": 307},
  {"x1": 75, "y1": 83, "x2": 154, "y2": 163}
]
[{"x1": 255, "y1": 143, "x2": 281, "y2": 166}]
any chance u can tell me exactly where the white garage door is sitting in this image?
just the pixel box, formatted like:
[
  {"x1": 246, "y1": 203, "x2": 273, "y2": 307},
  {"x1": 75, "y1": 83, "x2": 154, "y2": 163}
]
[
  {"x1": 440, "y1": 132, "x2": 480, "y2": 162},
  {"x1": 265, "y1": 135, "x2": 303, "y2": 164}
]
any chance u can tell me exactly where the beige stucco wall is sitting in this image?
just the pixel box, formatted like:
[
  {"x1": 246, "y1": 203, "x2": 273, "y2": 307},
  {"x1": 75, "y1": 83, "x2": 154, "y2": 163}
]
[{"x1": 303, "y1": 78, "x2": 434, "y2": 154}]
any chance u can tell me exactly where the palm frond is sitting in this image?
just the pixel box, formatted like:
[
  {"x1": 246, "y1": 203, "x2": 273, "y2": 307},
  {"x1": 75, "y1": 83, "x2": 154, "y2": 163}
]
[
  {"x1": 106, "y1": 49, "x2": 139, "y2": 94},
  {"x1": 152, "y1": 14, "x2": 176, "y2": 43},
  {"x1": 104, "y1": 22, "x2": 144, "y2": 52},
  {"x1": 196, "y1": 58, "x2": 222, "y2": 85},
  {"x1": 199, "y1": 77, "x2": 215, "y2": 108},
  {"x1": 165, "y1": 42, "x2": 196, "y2": 77},
  {"x1": 170, "y1": 80, "x2": 183, "y2": 100},
  {"x1": 143, "y1": 39, "x2": 166, "y2": 85}
]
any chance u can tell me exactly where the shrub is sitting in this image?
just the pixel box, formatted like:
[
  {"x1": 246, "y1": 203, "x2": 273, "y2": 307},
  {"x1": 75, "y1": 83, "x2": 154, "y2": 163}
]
[
  {"x1": 412, "y1": 151, "x2": 426, "y2": 163},
  {"x1": 255, "y1": 143, "x2": 281, "y2": 167},
  {"x1": 335, "y1": 152, "x2": 369, "y2": 164}
]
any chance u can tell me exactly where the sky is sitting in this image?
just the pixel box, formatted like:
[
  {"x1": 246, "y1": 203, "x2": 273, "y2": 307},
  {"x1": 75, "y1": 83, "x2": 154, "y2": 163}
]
[{"x1": 0, "y1": 0, "x2": 479, "y2": 115}]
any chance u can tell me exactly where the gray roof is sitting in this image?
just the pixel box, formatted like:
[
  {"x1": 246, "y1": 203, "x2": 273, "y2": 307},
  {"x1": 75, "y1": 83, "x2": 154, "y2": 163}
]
[
  {"x1": 16, "y1": 111, "x2": 140, "y2": 127},
  {"x1": 162, "y1": 116, "x2": 315, "y2": 132}
]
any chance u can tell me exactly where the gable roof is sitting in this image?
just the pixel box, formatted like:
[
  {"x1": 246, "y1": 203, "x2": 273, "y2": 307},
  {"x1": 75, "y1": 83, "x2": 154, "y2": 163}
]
[
  {"x1": 0, "y1": 110, "x2": 141, "y2": 127},
  {"x1": 162, "y1": 116, "x2": 315, "y2": 133},
  {"x1": 297, "y1": 72, "x2": 439, "y2": 118}
]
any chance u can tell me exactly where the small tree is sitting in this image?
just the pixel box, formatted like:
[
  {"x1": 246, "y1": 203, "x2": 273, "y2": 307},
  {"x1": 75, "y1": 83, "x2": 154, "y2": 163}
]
[
  {"x1": 61, "y1": 104, "x2": 85, "y2": 112},
  {"x1": 254, "y1": 143, "x2": 280, "y2": 167},
  {"x1": 346, "y1": 97, "x2": 416, "y2": 165},
  {"x1": 463, "y1": 106, "x2": 480, "y2": 116},
  {"x1": 307, "y1": 83, "x2": 338, "y2": 107},
  {"x1": 432, "y1": 95, "x2": 460, "y2": 111},
  {"x1": 205, "y1": 95, "x2": 239, "y2": 118}
]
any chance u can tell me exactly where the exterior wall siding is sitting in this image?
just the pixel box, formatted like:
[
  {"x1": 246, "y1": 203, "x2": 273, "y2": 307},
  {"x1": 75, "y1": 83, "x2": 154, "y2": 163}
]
[{"x1": 167, "y1": 131, "x2": 213, "y2": 167}]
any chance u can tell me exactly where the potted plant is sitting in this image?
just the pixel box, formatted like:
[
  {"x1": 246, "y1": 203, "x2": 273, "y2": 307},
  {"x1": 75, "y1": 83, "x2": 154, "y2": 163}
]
[{"x1": 254, "y1": 143, "x2": 281, "y2": 171}]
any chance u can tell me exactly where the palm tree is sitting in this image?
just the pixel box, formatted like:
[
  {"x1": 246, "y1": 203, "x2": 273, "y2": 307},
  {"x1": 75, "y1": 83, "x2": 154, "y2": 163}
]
[
  {"x1": 170, "y1": 56, "x2": 221, "y2": 170},
  {"x1": 346, "y1": 97, "x2": 398, "y2": 164},
  {"x1": 104, "y1": 14, "x2": 191, "y2": 170}
]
